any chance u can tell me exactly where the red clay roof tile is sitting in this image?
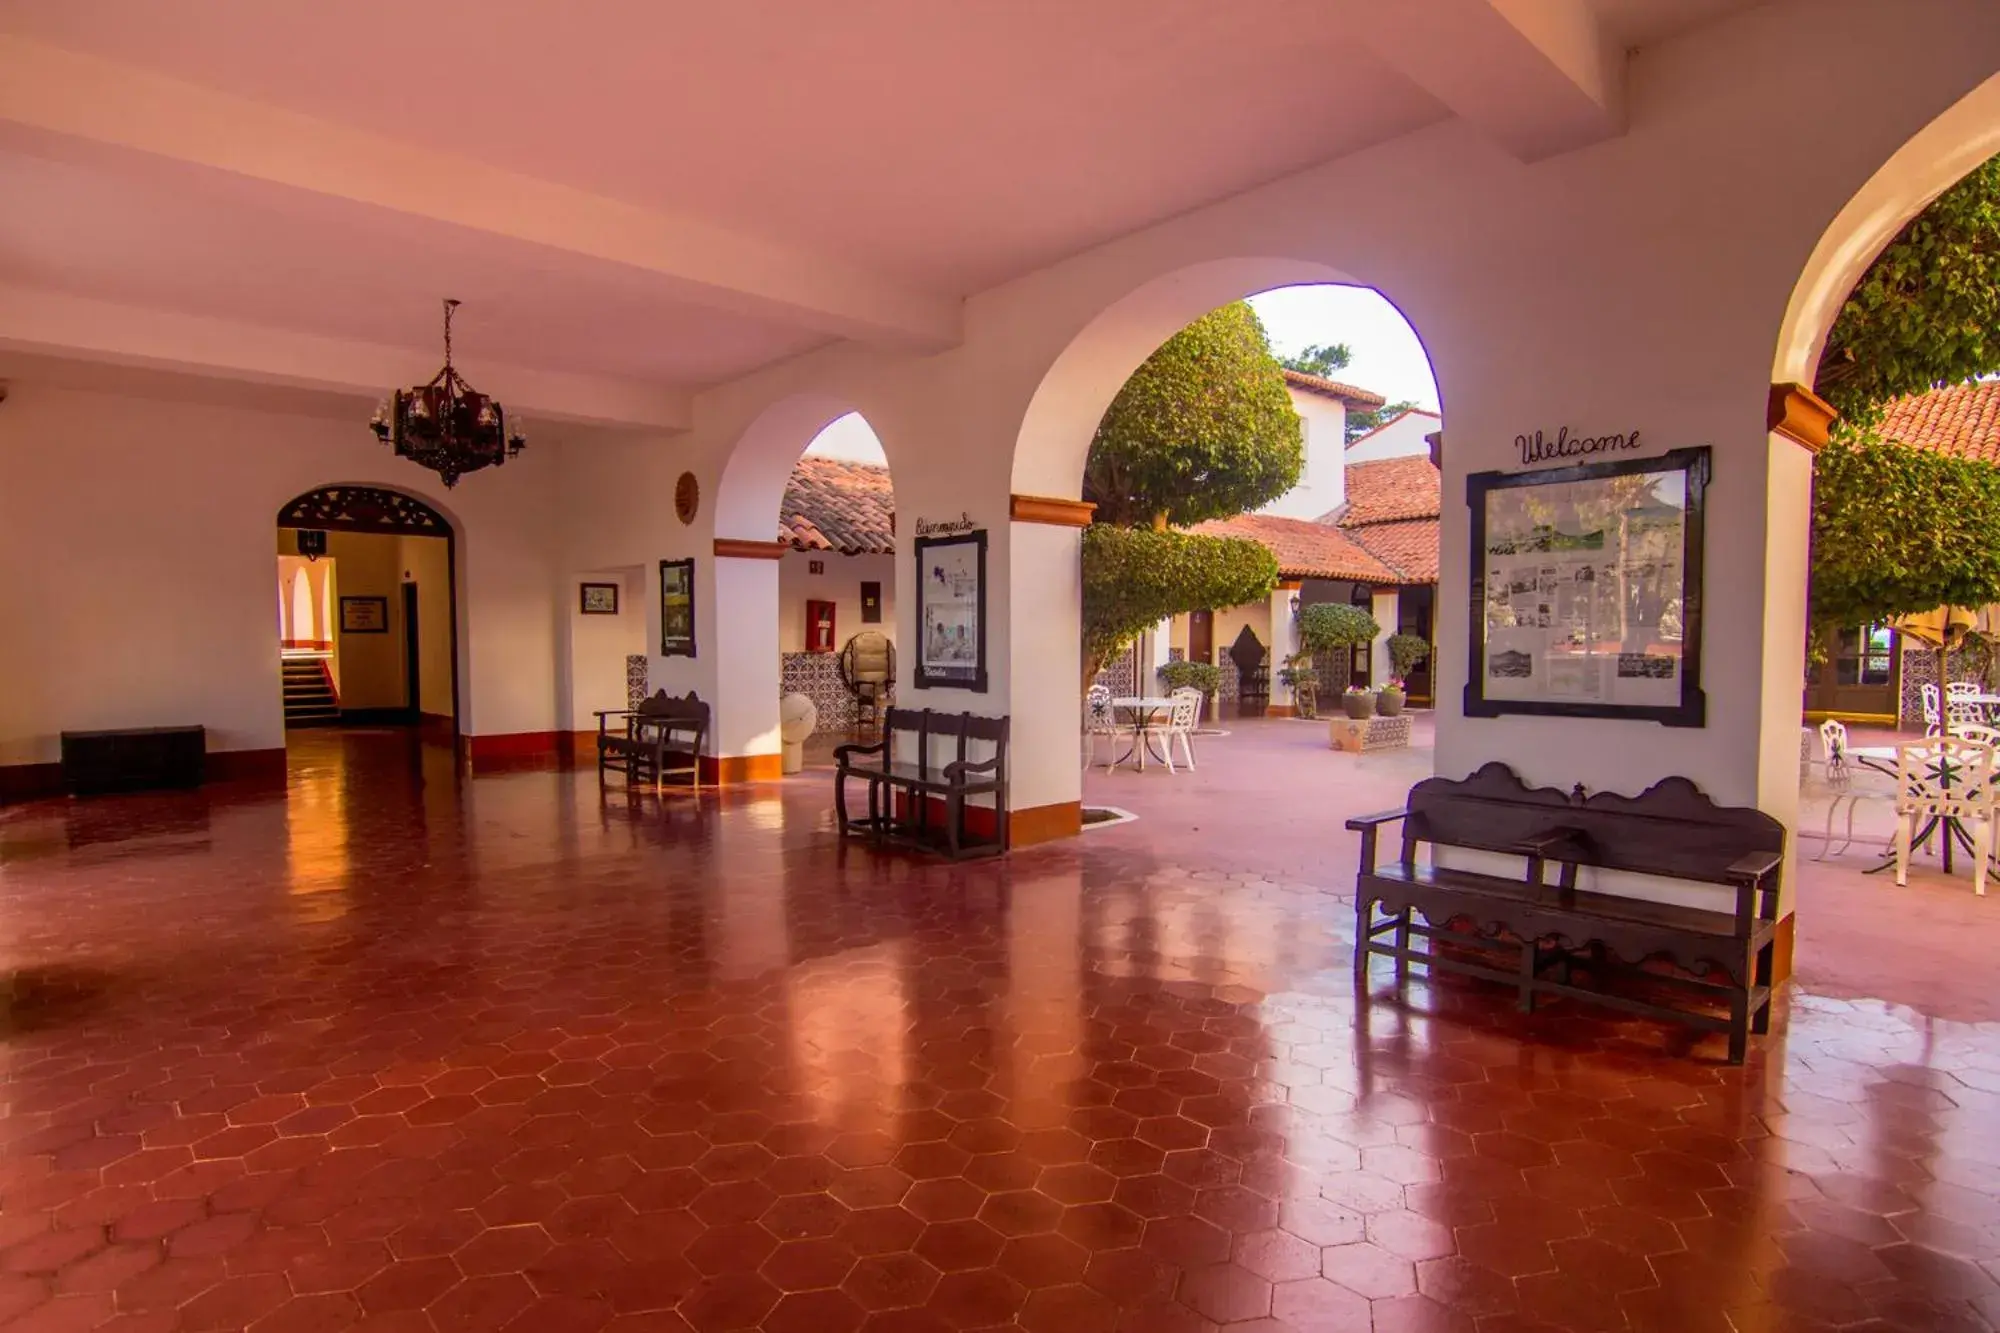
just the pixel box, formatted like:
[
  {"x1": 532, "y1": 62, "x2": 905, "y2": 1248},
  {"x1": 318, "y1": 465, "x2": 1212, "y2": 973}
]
[{"x1": 779, "y1": 457, "x2": 895, "y2": 554}]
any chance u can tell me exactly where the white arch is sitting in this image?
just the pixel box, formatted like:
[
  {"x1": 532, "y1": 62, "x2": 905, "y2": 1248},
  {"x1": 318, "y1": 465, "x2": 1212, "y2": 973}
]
[
  {"x1": 1773, "y1": 71, "x2": 2000, "y2": 386},
  {"x1": 1008, "y1": 258, "x2": 1405, "y2": 498},
  {"x1": 713, "y1": 393, "x2": 875, "y2": 543}
]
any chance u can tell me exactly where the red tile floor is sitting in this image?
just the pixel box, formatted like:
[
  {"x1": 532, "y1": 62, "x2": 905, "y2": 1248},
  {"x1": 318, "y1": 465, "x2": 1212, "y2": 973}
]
[{"x1": 0, "y1": 724, "x2": 1995, "y2": 1332}]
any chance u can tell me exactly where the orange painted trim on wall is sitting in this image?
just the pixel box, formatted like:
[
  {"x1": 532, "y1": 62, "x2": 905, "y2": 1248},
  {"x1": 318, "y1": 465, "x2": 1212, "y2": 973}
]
[
  {"x1": 1772, "y1": 911, "x2": 1795, "y2": 985},
  {"x1": 462, "y1": 731, "x2": 561, "y2": 774},
  {"x1": 713, "y1": 538, "x2": 789, "y2": 560},
  {"x1": 700, "y1": 753, "x2": 784, "y2": 783},
  {"x1": 1, "y1": 747, "x2": 288, "y2": 803},
  {"x1": 1275, "y1": 580, "x2": 1303, "y2": 592},
  {"x1": 280, "y1": 639, "x2": 333, "y2": 651},
  {"x1": 1012, "y1": 800, "x2": 1083, "y2": 846},
  {"x1": 1768, "y1": 382, "x2": 1836, "y2": 452},
  {"x1": 1264, "y1": 704, "x2": 1298, "y2": 718},
  {"x1": 1009, "y1": 494, "x2": 1096, "y2": 527}
]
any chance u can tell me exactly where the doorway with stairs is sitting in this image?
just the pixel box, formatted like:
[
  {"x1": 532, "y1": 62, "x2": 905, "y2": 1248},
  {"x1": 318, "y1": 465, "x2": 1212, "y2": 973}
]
[{"x1": 275, "y1": 486, "x2": 459, "y2": 748}]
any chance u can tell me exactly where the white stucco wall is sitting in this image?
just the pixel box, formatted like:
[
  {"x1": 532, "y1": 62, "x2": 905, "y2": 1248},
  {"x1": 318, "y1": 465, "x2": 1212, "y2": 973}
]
[
  {"x1": 0, "y1": 382, "x2": 560, "y2": 763},
  {"x1": 1257, "y1": 388, "x2": 1348, "y2": 520},
  {"x1": 777, "y1": 550, "x2": 897, "y2": 654},
  {"x1": 1345, "y1": 409, "x2": 1440, "y2": 464}
]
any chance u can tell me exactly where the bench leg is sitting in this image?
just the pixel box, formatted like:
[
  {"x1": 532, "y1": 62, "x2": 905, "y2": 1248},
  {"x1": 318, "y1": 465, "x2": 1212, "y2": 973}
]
[
  {"x1": 1352, "y1": 895, "x2": 1375, "y2": 981},
  {"x1": 1392, "y1": 906, "x2": 1413, "y2": 981},
  {"x1": 835, "y1": 770, "x2": 851, "y2": 837},
  {"x1": 947, "y1": 792, "x2": 963, "y2": 859},
  {"x1": 1727, "y1": 996, "x2": 1750, "y2": 1064},
  {"x1": 1751, "y1": 940, "x2": 1774, "y2": 1036},
  {"x1": 1517, "y1": 935, "x2": 1538, "y2": 1013}
]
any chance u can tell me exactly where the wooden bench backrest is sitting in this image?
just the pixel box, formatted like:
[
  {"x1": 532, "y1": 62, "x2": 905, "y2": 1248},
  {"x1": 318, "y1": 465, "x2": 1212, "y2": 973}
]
[
  {"x1": 1404, "y1": 761, "x2": 1781, "y2": 885},
  {"x1": 881, "y1": 708, "x2": 1008, "y2": 776},
  {"x1": 634, "y1": 689, "x2": 709, "y2": 732}
]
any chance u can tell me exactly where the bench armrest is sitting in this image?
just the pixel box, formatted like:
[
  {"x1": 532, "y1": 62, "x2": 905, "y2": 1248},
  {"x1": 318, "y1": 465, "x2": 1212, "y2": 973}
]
[
  {"x1": 833, "y1": 741, "x2": 887, "y2": 763},
  {"x1": 1344, "y1": 808, "x2": 1410, "y2": 833},
  {"x1": 944, "y1": 757, "x2": 1001, "y2": 779},
  {"x1": 1725, "y1": 849, "x2": 1782, "y2": 884}
]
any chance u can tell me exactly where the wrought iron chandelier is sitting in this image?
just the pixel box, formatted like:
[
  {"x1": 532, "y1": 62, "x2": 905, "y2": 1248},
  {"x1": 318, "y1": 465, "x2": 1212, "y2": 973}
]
[{"x1": 370, "y1": 299, "x2": 525, "y2": 488}]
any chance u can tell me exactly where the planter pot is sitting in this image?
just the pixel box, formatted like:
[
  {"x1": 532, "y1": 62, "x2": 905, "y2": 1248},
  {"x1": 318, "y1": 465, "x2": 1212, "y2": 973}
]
[
  {"x1": 1376, "y1": 688, "x2": 1405, "y2": 717},
  {"x1": 1341, "y1": 693, "x2": 1376, "y2": 720}
]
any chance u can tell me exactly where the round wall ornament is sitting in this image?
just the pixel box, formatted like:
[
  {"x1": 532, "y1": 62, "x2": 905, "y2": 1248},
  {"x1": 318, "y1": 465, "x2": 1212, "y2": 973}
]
[{"x1": 675, "y1": 472, "x2": 700, "y2": 525}]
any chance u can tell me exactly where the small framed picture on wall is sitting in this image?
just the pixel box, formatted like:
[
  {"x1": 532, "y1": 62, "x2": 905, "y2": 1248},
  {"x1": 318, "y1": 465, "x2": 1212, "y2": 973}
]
[
  {"x1": 659, "y1": 558, "x2": 696, "y2": 657},
  {"x1": 340, "y1": 596, "x2": 389, "y2": 633},
  {"x1": 579, "y1": 582, "x2": 620, "y2": 615},
  {"x1": 860, "y1": 581, "x2": 883, "y2": 624}
]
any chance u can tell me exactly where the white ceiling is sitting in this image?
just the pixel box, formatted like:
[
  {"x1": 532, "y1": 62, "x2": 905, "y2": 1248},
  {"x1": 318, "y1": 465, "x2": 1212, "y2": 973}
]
[{"x1": 0, "y1": 0, "x2": 1769, "y2": 404}]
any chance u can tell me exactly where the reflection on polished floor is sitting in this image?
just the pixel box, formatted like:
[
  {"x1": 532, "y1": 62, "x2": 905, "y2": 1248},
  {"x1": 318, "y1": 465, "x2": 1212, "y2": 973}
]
[{"x1": 1, "y1": 732, "x2": 1997, "y2": 1332}]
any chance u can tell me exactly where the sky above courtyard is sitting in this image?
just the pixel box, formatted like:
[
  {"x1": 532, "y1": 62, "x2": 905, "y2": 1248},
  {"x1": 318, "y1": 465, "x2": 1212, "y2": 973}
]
[{"x1": 804, "y1": 283, "x2": 1441, "y2": 464}]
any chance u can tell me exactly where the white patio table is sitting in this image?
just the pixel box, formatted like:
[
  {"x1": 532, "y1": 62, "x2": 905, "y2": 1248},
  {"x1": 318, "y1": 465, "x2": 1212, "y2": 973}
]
[{"x1": 1110, "y1": 696, "x2": 1176, "y2": 772}]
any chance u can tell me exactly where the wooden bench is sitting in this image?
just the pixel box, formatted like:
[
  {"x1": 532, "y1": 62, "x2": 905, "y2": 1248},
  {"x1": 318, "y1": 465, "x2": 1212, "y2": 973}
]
[
  {"x1": 834, "y1": 708, "x2": 1008, "y2": 858},
  {"x1": 1348, "y1": 762, "x2": 1783, "y2": 1063},
  {"x1": 595, "y1": 690, "x2": 708, "y2": 790}
]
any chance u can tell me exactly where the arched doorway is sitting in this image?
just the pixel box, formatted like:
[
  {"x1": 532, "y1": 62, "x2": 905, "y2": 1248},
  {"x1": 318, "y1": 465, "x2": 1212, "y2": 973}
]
[
  {"x1": 274, "y1": 485, "x2": 461, "y2": 747},
  {"x1": 704, "y1": 397, "x2": 897, "y2": 786}
]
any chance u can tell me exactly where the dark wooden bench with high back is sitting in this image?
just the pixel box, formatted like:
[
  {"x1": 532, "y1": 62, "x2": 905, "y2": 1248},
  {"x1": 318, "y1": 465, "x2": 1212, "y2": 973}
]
[
  {"x1": 1348, "y1": 762, "x2": 1784, "y2": 1063},
  {"x1": 595, "y1": 690, "x2": 709, "y2": 790},
  {"x1": 834, "y1": 708, "x2": 1009, "y2": 858}
]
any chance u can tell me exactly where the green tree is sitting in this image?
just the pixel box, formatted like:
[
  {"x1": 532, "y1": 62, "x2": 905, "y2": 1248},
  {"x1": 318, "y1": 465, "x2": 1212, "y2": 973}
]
[
  {"x1": 1082, "y1": 526, "x2": 1278, "y2": 687},
  {"x1": 1814, "y1": 153, "x2": 2000, "y2": 429},
  {"x1": 1086, "y1": 303, "x2": 1303, "y2": 528},
  {"x1": 1279, "y1": 343, "x2": 1353, "y2": 378},
  {"x1": 1278, "y1": 340, "x2": 1419, "y2": 443},
  {"x1": 1805, "y1": 152, "x2": 2000, "y2": 652},
  {"x1": 1809, "y1": 435, "x2": 2000, "y2": 634}
]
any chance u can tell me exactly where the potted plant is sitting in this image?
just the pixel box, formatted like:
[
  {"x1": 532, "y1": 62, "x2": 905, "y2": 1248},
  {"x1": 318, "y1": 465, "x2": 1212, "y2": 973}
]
[
  {"x1": 1376, "y1": 676, "x2": 1406, "y2": 716},
  {"x1": 1277, "y1": 653, "x2": 1319, "y2": 719},
  {"x1": 1157, "y1": 659, "x2": 1223, "y2": 718},
  {"x1": 1386, "y1": 634, "x2": 1430, "y2": 689},
  {"x1": 1296, "y1": 603, "x2": 1383, "y2": 696},
  {"x1": 1341, "y1": 684, "x2": 1376, "y2": 719}
]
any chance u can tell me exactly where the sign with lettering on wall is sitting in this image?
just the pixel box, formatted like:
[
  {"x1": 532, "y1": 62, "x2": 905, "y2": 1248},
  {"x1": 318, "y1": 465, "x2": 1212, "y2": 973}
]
[{"x1": 1516, "y1": 426, "x2": 1644, "y2": 467}]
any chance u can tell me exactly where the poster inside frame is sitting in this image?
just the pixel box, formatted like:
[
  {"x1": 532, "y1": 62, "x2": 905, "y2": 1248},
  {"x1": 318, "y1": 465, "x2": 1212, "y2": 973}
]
[
  {"x1": 913, "y1": 530, "x2": 988, "y2": 692},
  {"x1": 1465, "y1": 445, "x2": 1708, "y2": 727},
  {"x1": 339, "y1": 595, "x2": 388, "y2": 633},
  {"x1": 658, "y1": 558, "x2": 696, "y2": 658}
]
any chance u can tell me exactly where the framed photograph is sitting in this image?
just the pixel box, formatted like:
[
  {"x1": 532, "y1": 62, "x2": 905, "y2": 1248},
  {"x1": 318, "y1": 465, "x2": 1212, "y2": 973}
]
[
  {"x1": 339, "y1": 595, "x2": 389, "y2": 634},
  {"x1": 914, "y1": 530, "x2": 987, "y2": 692},
  {"x1": 1465, "y1": 446, "x2": 1708, "y2": 727},
  {"x1": 658, "y1": 558, "x2": 696, "y2": 657},
  {"x1": 579, "y1": 581, "x2": 620, "y2": 615},
  {"x1": 860, "y1": 580, "x2": 883, "y2": 624}
]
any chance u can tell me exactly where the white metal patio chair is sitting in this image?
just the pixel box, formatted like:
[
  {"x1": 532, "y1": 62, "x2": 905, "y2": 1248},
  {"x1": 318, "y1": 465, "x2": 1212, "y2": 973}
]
[
  {"x1": 1141, "y1": 688, "x2": 1202, "y2": 773},
  {"x1": 1082, "y1": 685, "x2": 1119, "y2": 771},
  {"x1": 1802, "y1": 718, "x2": 1895, "y2": 860},
  {"x1": 1893, "y1": 736, "x2": 1998, "y2": 895},
  {"x1": 1922, "y1": 682, "x2": 1943, "y2": 736}
]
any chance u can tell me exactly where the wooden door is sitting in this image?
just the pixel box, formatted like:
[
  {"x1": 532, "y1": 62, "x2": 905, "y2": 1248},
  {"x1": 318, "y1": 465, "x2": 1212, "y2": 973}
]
[
  {"x1": 1189, "y1": 610, "x2": 1214, "y2": 665},
  {"x1": 1803, "y1": 624, "x2": 1899, "y2": 720},
  {"x1": 402, "y1": 582, "x2": 422, "y2": 721},
  {"x1": 1397, "y1": 586, "x2": 1435, "y2": 703}
]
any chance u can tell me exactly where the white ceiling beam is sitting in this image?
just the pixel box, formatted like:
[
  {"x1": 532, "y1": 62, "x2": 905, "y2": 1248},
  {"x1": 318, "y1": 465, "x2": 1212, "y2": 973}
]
[
  {"x1": 0, "y1": 36, "x2": 962, "y2": 351},
  {"x1": 0, "y1": 284, "x2": 694, "y2": 431},
  {"x1": 1335, "y1": 0, "x2": 1625, "y2": 162}
]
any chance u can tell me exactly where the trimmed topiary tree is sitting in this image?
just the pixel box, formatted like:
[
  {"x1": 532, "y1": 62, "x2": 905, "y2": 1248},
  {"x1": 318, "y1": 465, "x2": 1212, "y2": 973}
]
[
  {"x1": 1086, "y1": 302, "x2": 1303, "y2": 529},
  {"x1": 1810, "y1": 435, "x2": 2000, "y2": 634},
  {"x1": 1082, "y1": 525, "x2": 1279, "y2": 688},
  {"x1": 1295, "y1": 602, "x2": 1381, "y2": 696},
  {"x1": 1386, "y1": 633, "x2": 1430, "y2": 682},
  {"x1": 1156, "y1": 660, "x2": 1223, "y2": 695}
]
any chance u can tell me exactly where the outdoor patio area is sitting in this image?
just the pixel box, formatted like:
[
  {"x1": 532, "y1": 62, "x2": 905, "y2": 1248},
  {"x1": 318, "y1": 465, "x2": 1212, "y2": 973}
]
[{"x1": 0, "y1": 729, "x2": 1996, "y2": 1332}]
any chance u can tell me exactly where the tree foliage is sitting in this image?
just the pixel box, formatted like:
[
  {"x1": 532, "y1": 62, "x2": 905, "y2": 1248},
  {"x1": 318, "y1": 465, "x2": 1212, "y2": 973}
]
[
  {"x1": 1814, "y1": 153, "x2": 2000, "y2": 428},
  {"x1": 1809, "y1": 435, "x2": 2000, "y2": 629},
  {"x1": 1344, "y1": 399, "x2": 1421, "y2": 446},
  {"x1": 1296, "y1": 603, "x2": 1381, "y2": 661},
  {"x1": 1085, "y1": 303, "x2": 1303, "y2": 527},
  {"x1": 1081, "y1": 526, "x2": 1278, "y2": 686},
  {"x1": 1279, "y1": 343, "x2": 1353, "y2": 378}
]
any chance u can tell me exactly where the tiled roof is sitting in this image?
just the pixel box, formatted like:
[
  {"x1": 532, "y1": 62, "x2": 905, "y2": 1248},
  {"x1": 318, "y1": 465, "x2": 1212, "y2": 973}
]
[
  {"x1": 1877, "y1": 379, "x2": 2000, "y2": 464},
  {"x1": 1281, "y1": 368, "x2": 1387, "y2": 408},
  {"x1": 1346, "y1": 518, "x2": 1440, "y2": 583},
  {"x1": 1335, "y1": 454, "x2": 1442, "y2": 526},
  {"x1": 1190, "y1": 513, "x2": 1404, "y2": 584},
  {"x1": 779, "y1": 457, "x2": 895, "y2": 554}
]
